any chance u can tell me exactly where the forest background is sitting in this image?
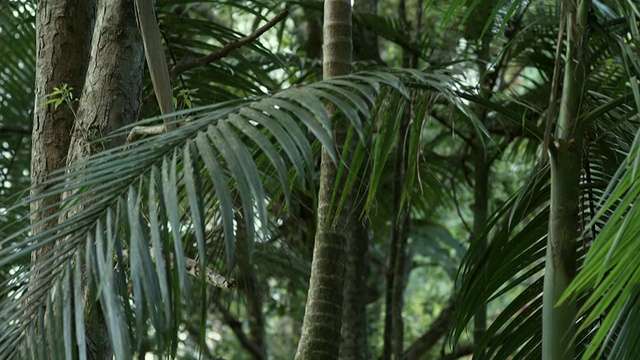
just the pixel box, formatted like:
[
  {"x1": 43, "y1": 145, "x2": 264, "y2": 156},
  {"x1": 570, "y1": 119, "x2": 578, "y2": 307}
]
[{"x1": 1, "y1": 0, "x2": 640, "y2": 359}]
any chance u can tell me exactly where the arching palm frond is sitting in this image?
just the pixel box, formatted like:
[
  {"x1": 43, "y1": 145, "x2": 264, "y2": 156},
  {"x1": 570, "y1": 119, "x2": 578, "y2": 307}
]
[{"x1": 0, "y1": 68, "x2": 474, "y2": 358}]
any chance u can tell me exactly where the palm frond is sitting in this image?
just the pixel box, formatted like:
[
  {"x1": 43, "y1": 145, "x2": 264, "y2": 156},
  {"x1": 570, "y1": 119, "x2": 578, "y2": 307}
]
[{"x1": 0, "y1": 69, "x2": 473, "y2": 357}]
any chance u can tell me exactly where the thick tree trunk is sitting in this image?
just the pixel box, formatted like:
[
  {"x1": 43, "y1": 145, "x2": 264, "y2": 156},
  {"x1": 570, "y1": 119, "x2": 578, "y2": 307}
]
[
  {"x1": 542, "y1": 1, "x2": 589, "y2": 359},
  {"x1": 295, "y1": 0, "x2": 352, "y2": 359},
  {"x1": 31, "y1": 0, "x2": 145, "y2": 357},
  {"x1": 30, "y1": 0, "x2": 96, "y2": 297},
  {"x1": 69, "y1": 2, "x2": 144, "y2": 358}
]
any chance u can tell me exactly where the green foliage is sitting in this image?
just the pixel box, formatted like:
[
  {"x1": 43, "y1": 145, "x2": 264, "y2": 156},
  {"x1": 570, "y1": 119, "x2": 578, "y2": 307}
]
[
  {"x1": 40, "y1": 83, "x2": 77, "y2": 116},
  {"x1": 3, "y1": 0, "x2": 640, "y2": 358},
  {"x1": 0, "y1": 67, "x2": 472, "y2": 357}
]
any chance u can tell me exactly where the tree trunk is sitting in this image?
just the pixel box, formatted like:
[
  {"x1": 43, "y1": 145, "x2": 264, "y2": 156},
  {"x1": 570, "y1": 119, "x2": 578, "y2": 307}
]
[
  {"x1": 338, "y1": 0, "x2": 376, "y2": 358},
  {"x1": 542, "y1": 1, "x2": 589, "y2": 359},
  {"x1": 295, "y1": 0, "x2": 352, "y2": 358},
  {"x1": 339, "y1": 215, "x2": 370, "y2": 360},
  {"x1": 236, "y1": 207, "x2": 267, "y2": 360},
  {"x1": 31, "y1": 0, "x2": 145, "y2": 357},
  {"x1": 68, "y1": 2, "x2": 145, "y2": 358},
  {"x1": 382, "y1": 1, "x2": 412, "y2": 358},
  {"x1": 352, "y1": 0, "x2": 379, "y2": 63},
  {"x1": 30, "y1": 0, "x2": 96, "y2": 301},
  {"x1": 471, "y1": 24, "x2": 494, "y2": 357}
]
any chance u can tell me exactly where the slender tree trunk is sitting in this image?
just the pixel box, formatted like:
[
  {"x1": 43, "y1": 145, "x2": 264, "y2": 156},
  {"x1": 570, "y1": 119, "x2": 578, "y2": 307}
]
[
  {"x1": 339, "y1": 215, "x2": 370, "y2": 360},
  {"x1": 338, "y1": 0, "x2": 376, "y2": 358},
  {"x1": 382, "y1": 2, "x2": 413, "y2": 358},
  {"x1": 472, "y1": 34, "x2": 493, "y2": 357},
  {"x1": 462, "y1": 1, "x2": 495, "y2": 349},
  {"x1": 236, "y1": 207, "x2": 267, "y2": 360},
  {"x1": 472, "y1": 144, "x2": 489, "y2": 350},
  {"x1": 295, "y1": 0, "x2": 352, "y2": 358},
  {"x1": 352, "y1": 0, "x2": 379, "y2": 63},
  {"x1": 542, "y1": 1, "x2": 589, "y2": 359}
]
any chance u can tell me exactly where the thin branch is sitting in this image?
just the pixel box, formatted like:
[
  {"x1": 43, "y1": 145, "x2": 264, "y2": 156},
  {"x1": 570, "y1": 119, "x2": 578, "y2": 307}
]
[
  {"x1": 214, "y1": 300, "x2": 265, "y2": 360},
  {"x1": 182, "y1": 256, "x2": 235, "y2": 289},
  {"x1": 120, "y1": 249, "x2": 235, "y2": 289},
  {"x1": 430, "y1": 112, "x2": 473, "y2": 145},
  {"x1": 0, "y1": 124, "x2": 31, "y2": 135},
  {"x1": 439, "y1": 336, "x2": 498, "y2": 359},
  {"x1": 450, "y1": 179, "x2": 473, "y2": 234},
  {"x1": 139, "y1": 10, "x2": 289, "y2": 118},
  {"x1": 439, "y1": 343, "x2": 474, "y2": 360},
  {"x1": 402, "y1": 299, "x2": 455, "y2": 360}
]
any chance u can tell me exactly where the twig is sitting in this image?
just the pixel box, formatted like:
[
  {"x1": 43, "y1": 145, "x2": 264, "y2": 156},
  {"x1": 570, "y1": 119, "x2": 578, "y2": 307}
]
[
  {"x1": 541, "y1": 1, "x2": 566, "y2": 165},
  {"x1": 120, "y1": 248, "x2": 235, "y2": 289},
  {"x1": 402, "y1": 299, "x2": 456, "y2": 360},
  {"x1": 439, "y1": 343, "x2": 475, "y2": 360},
  {"x1": 182, "y1": 256, "x2": 235, "y2": 289},
  {"x1": 139, "y1": 10, "x2": 290, "y2": 118},
  {"x1": 0, "y1": 124, "x2": 31, "y2": 135},
  {"x1": 214, "y1": 299, "x2": 265, "y2": 360},
  {"x1": 450, "y1": 179, "x2": 473, "y2": 234}
]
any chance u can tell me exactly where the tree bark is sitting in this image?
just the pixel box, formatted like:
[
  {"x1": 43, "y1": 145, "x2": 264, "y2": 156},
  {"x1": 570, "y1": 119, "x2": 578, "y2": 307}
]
[
  {"x1": 30, "y1": 0, "x2": 145, "y2": 358},
  {"x1": 339, "y1": 215, "x2": 370, "y2": 360},
  {"x1": 67, "y1": 2, "x2": 145, "y2": 357},
  {"x1": 382, "y1": 1, "x2": 412, "y2": 358},
  {"x1": 295, "y1": 0, "x2": 353, "y2": 358},
  {"x1": 338, "y1": 0, "x2": 376, "y2": 358},
  {"x1": 30, "y1": 0, "x2": 96, "y2": 298}
]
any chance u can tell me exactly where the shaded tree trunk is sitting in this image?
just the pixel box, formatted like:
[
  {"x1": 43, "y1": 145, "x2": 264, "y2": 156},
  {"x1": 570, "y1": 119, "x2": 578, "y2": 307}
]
[
  {"x1": 382, "y1": 1, "x2": 413, "y2": 358},
  {"x1": 30, "y1": 0, "x2": 96, "y2": 297},
  {"x1": 295, "y1": 0, "x2": 353, "y2": 358},
  {"x1": 352, "y1": 0, "x2": 379, "y2": 63},
  {"x1": 471, "y1": 31, "x2": 493, "y2": 359},
  {"x1": 338, "y1": 0, "x2": 377, "y2": 358},
  {"x1": 235, "y1": 206, "x2": 267, "y2": 360},
  {"x1": 339, "y1": 215, "x2": 370, "y2": 360},
  {"x1": 31, "y1": 0, "x2": 145, "y2": 358}
]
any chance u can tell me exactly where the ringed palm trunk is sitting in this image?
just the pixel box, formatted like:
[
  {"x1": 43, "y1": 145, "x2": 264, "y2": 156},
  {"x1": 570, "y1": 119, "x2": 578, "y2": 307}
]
[
  {"x1": 295, "y1": 0, "x2": 353, "y2": 359},
  {"x1": 542, "y1": 1, "x2": 590, "y2": 358}
]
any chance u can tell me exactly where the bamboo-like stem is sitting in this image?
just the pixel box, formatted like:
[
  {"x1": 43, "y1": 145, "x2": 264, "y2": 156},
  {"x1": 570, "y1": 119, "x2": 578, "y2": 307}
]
[{"x1": 542, "y1": 1, "x2": 590, "y2": 359}]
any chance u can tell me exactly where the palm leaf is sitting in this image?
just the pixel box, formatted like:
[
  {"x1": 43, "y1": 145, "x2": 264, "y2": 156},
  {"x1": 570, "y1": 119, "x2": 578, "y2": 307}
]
[{"x1": 0, "y1": 69, "x2": 474, "y2": 357}]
